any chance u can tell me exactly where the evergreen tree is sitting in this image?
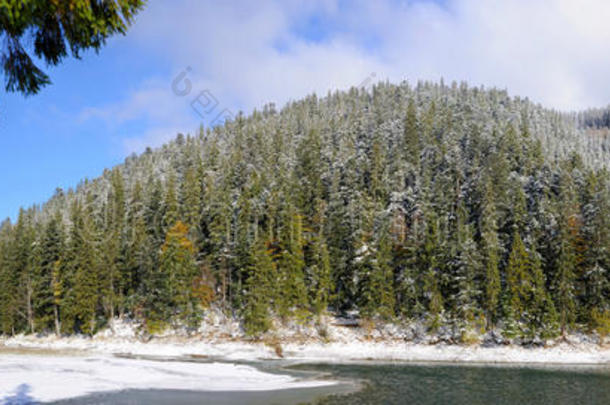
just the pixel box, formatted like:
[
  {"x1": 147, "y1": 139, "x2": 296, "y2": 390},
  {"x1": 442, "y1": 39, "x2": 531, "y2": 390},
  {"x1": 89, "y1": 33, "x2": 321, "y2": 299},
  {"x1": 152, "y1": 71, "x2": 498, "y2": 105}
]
[
  {"x1": 481, "y1": 177, "x2": 501, "y2": 329},
  {"x1": 553, "y1": 169, "x2": 580, "y2": 336},
  {"x1": 101, "y1": 168, "x2": 126, "y2": 320},
  {"x1": 149, "y1": 221, "x2": 200, "y2": 330},
  {"x1": 68, "y1": 198, "x2": 101, "y2": 335},
  {"x1": 124, "y1": 180, "x2": 148, "y2": 309},
  {"x1": 362, "y1": 231, "x2": 396, "y2": 320},
  {"x1": 243, "y1": 239, "x2": 274, "y2": 336},
  {"x1": 0, "y1": 219, "x2": 15, "y2": 334},
  {"x1": 450, "y1": 200, "x2": 481, "y2": 325},
  {"x1": 182, "y1": 162, "x2": 203, "y2": 234},
  {"x1": 554, "y1": 216, "x2": 578, "y2": 336},
  {"x1": 528, "y1": 245, "x2": 559, "y2": 338},
  {"x1": 404, "y1": 98, "x2": 420, "y2": 167},
  {"x1": 422, "y1": 212, "x2": 444, "y2": 330},
  {"x1": 12, "y1": 209, "x2": 37, "y2": 333},
  {"x1": 505, "y1": 231, "x2": 529, "y2": 326},
  {"x1": 277, "y1": 210, "x2": 308, "y2": 319},
  {"x1": 33, "y1": 211, "x2": 65, "y2": 333},
  {"x1": 163, "y1": 170, "x2": 179, "y2": 231},
  {"x1": 309, "y1": 236, "x2": 333, "y2": 315},
  {"x1": 0, "y1": 0, "x2": 144, "y2": 96}
]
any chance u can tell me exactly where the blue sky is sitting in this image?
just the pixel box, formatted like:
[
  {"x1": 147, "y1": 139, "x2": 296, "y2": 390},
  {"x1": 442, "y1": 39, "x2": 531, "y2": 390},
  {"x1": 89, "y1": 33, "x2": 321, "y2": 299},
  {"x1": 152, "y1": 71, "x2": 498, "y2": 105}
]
[{"x1": 2, "y1": 0, "x2": 610, "y2": 221}]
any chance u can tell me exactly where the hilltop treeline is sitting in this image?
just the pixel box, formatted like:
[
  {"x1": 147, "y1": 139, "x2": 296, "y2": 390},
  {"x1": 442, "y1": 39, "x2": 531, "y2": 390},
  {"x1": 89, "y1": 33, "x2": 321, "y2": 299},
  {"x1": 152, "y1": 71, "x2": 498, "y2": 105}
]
[{"x1": 1, "y1": 81, "x2": 609, "y2": 340}]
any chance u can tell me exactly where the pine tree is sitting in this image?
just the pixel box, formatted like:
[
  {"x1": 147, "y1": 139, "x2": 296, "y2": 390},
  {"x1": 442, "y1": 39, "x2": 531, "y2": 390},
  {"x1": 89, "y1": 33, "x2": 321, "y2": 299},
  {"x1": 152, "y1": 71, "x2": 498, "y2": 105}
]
[
  {"x1": 404, "y1": 98, "x2": 420, "y2": 167},
  {"x1": 51, "y1": 259, "x2": 63, "y2": 336},
  {"x1": 366, "y1": 232, "x2": 396, "y2": 320},
  {"x1": 163, "y1": 170, "x2": 179, "y2": 231},
  {"x1": 277, "y1": 210, "x2": 308, "y2": 319},
  {"x1": 204, "y1": 163, "x2": 233, "y2": 309},
  {"x1": 326, "y1": 169, "x2": 356, "y2": 310},
  {"x1": 182, "y1": 162, "x2": 202, "y2": 234},
  {"x1": 33, "y1": 211, "x2": 65, "y2": 333},
  {"x1": 505, "y1": 231, "x2": 529, "y2": 326},
  {"x1": 450, "y1": 200, "x2": 481, "y2": 326},
  {"x1": 146, "y1": 176, "x2": 165, "y2": 244},
  {"x1": 12, "y1": 209, "x2": 37, "y2": 333},
  {"x1": 422, "y1": 212, "x2": 444, "y2": 330},
  {"x1": 243, "y1": 239, "x2": 274, "y2": 336},
  {"x1": 101, "y1": 168, "x2": 126, "y2": 321},
  {"x1": 528, "y1": 245, "x2": 559, "y2": 338},
  {"x1": 307, "y1": 199, "x2": 333, "y2": 315},
  {"x1": 151, "y1": 221, "x2": 200, "y2": 330},
  {"x1": 481, "y1": 177, "x2": 501, "y2": 329},
  {"x1": 295, "y1": 128, "x2": 325, "y2": 220},
  {"x1": 69, "y1": 197, "x2": 101, "y2": 335},
  {"x1": 553, "y1": 169, "x2": 580, "y2": 336},
  {"x1": 124, "y1": 180, "x2": 148, "y2": 308},
  {"x1": 555, "y1": 217, "x2": 578, "y2": 337},
  {"x1": 0, "y1": 219, "x2": 15, "y2": 334},
  {"x1": 581, "y1": 170, "x2": 610, "y2": 327},
  {"x1": 308, "y1": 232, "x2": 333, "y2": 315}
]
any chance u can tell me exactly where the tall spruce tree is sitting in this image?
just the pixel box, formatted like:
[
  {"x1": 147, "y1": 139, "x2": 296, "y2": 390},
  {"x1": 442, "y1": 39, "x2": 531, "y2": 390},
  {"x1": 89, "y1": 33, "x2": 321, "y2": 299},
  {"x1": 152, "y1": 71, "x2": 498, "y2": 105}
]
[
  {"x1": 481, "y1": 176, "x2": 501, "y2": 329},
  {"x1": 243, "y1": 239, "x2": 274, "y2": 336},
  {"x1": 33, "y1": 211, "x2": 65, "y2": 333}
]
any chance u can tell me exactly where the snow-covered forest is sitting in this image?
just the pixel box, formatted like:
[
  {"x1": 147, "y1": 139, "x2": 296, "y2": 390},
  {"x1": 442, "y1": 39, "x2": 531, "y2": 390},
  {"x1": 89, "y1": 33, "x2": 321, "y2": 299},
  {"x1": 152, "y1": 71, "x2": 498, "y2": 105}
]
[{"x1": 1, "y1": 80, "x2": 609, "y2": 341}]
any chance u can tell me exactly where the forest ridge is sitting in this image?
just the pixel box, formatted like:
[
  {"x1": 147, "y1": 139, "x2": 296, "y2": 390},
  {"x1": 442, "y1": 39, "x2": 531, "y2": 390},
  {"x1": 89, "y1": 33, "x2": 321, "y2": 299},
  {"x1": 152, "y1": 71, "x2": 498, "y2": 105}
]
[{"x1": 0, "y1": 80, "x2": 609, "y2": 341}]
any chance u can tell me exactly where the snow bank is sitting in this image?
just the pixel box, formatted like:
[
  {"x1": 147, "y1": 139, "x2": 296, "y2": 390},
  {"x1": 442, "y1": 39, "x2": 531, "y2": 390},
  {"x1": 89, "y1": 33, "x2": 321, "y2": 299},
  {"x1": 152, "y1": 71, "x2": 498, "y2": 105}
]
[
  {"x1": 0, "y1": 354, "x2": 335, "y2": 403},
  {"x1": 2, "y1": 334, "x2": 609, "y2": 365},
  {"x1": 1, "y1": 334, "x2": 274, "y2": 360},
  {"x1": 1, "y1": 316, "x2": 608, "y2": 366},
  {"x1": 281, "y1": 341, "x2": 610, "y2": 364}
]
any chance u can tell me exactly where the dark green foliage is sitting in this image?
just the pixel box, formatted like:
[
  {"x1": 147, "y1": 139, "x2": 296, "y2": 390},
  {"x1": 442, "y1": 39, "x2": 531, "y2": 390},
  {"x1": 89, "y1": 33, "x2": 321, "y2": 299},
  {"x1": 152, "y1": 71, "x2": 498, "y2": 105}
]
[
  {"x1": 360, "y1": 231, "x2": 396, "y2": 321},
  {"x1": 61, "y1": 198, "x2": 101, "y2": 335},
  {"x1": 144, "y1": 221, "x2": 201, "y2": 331},
  {"x1": 481, "y1": 177, "x2": 501, "y2": 329},
  {"x1": 33, "y1": 211, "x2": 65, "y2": 333},
  {"x1": 1, "y1": 81, "x2": 609, "y2": 340},
  {"x1": 0, "y1": 0, "x2": 144, "y2": 95},
  {"x1": 243, "y1": 239, "x2": 275, "y2": 336}
]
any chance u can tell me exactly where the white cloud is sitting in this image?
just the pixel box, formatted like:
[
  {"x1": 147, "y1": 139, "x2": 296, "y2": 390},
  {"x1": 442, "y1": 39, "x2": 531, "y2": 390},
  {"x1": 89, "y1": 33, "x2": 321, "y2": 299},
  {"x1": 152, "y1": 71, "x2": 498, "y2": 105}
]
[
  {"x1": 80, "y1": 0, "x2": 610, "y2": 153},
  {"x1": 121, "y1": 125, "x2": 194, "y2": 154},
  {"x1": 79, "y1": 78, "x2": 186, "y2": 126}
]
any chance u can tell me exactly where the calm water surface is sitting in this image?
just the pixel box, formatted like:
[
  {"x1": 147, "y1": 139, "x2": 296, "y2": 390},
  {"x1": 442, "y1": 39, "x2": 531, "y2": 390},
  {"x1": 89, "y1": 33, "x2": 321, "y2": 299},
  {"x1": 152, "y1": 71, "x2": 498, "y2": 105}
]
[
  {"x1": 305, "y1": 362, "x2": 610, "y2": 405},
  {"x1": 47, "y1": 361, "x2": 610, "y2": 405}
]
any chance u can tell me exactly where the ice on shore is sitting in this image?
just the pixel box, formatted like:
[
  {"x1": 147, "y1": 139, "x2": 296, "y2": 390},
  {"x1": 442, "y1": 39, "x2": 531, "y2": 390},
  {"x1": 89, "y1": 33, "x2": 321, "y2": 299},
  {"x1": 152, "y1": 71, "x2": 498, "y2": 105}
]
[
  {"x1": 1, "y1": 314, "x2": 609, "y2": 404},
  {"x1": 281, "y1": 341, "x2": 610, "y2": 364},
  {"x1": 1, "y1": 325, "x2": 609, "y2": 403},
  {"x1": 0, "y1": 354, "x2": 334, "y2": 403},
  {"x1": 1, "y1": 315, "x2": 609, "y2": 365},
  {"x1": 2, "y1": 332, "x2": 609, "y2": 366}
]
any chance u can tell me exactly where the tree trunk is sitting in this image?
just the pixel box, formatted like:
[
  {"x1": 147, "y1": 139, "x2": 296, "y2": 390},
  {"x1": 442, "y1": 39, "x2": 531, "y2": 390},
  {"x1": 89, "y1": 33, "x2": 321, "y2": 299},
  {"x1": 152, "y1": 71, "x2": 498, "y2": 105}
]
[
  {"x1": 110, "y1": 299, "x2": 115, "y2": 323},
  {"x1": 26, "y1": 284, "x2": 34, "y2": 334},
  {"x1": 109, "y1": 271, "x2": 116, "y2": 324},
  {"x1": 54, "y1": 304, "x2": 61, "y2": 336}
]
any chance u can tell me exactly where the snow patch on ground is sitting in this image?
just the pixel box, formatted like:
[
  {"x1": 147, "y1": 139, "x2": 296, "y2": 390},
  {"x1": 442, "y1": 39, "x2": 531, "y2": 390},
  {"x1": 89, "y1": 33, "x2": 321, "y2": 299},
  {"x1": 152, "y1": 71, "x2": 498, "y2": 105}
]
[
  {"x1": 281, "y1": 341, "x2": 610, "y2": 364},
  {"x1": 1, "y1": 315, "x2": 609, "y2": 366},
  {"x1": 2, "y1": 335, "x2": 609, "y2": 366},
  {"x1": 0, "y1": 354, "x2": 334, "y2": 403}
]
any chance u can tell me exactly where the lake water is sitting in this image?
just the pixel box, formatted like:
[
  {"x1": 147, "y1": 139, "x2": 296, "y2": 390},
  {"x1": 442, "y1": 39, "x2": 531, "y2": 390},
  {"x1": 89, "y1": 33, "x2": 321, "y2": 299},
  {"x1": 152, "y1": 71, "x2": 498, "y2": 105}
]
[
  {"x1": 305, "y1": 362, "x2": 610, "y2": 404},
  {"x1": 43, "y1": 361, "x2": 610, "y2": 405}
]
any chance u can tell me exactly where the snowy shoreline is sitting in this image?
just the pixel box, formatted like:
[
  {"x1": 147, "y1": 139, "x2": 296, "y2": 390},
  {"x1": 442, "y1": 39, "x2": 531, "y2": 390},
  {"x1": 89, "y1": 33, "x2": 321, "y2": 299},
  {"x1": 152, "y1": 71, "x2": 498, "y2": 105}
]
[
  {"x1": 0, "y1": 353, "x2": 339, "y2": 403},
  {"x1": 2, "y1": 333, "x2": 609, "y2": 366},
  {"x1": 2, "y1": 315, "x2": 609, "y2": 367},
  {"x1": 2, "y1": 325, "x2": 609, "y2": 403}
]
